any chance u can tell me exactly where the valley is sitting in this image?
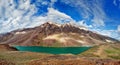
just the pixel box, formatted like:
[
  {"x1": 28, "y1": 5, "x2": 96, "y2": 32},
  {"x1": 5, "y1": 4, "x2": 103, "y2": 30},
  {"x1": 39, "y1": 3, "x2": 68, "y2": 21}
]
[{"x1": 0, "y1": 22, "x2": 120, "y2": 65}]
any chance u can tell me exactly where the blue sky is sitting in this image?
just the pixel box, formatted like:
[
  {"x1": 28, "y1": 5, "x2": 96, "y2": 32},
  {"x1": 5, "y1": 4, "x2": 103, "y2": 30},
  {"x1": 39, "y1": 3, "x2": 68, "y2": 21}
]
[{"x1": 0, "y1": 0, "x2": 120, "y2": 40}]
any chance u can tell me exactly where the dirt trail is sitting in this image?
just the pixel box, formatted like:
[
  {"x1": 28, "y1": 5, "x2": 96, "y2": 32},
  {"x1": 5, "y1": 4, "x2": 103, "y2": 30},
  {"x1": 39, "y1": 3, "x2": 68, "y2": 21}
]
[{"x1": 94, "y1": 45, "x2": 107, "y2": 58}]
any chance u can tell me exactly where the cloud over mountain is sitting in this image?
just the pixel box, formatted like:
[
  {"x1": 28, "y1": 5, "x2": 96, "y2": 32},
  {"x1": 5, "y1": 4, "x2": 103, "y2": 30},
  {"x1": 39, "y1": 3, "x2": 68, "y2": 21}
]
[
  {"x1": 0, "y1": 0, "x2": 120, "y2": 40},
  {"x1": 60, "y1": 0, "x2": 106, "y2": 27},
  {"x1": 0, "y1": 0, "x2": 73, "y2": 33}
]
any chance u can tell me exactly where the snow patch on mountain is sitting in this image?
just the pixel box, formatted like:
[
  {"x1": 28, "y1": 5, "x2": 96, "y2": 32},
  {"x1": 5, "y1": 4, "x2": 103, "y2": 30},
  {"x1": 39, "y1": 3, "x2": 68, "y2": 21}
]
[{"x1": 15, "y1": 31, "x2": 26, "y2": 35}]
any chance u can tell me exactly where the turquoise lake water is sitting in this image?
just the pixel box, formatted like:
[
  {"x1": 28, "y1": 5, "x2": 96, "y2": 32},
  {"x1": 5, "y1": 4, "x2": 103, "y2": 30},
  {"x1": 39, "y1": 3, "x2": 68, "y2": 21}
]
[{"x1": 14, "y1": 46, "x2": 91, "y2": 54}]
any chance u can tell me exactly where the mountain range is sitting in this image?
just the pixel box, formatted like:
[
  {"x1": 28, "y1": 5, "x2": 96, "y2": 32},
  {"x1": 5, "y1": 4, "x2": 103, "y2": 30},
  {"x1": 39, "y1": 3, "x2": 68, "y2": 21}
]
[{"x1": 0, "y1": 22, "x2": 119, "y2": 46}]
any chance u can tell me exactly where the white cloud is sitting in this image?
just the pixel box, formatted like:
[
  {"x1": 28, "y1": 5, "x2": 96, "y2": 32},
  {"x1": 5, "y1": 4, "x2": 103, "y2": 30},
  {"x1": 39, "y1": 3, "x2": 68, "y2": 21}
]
[
  {"x1": 24, "y1": 8, "x2": 74, "y2": 27},
  {"x1": 46, "y1": 8, "x2": 73, "y2": 23},
  {"x1": 60, "y1": 0, "x2": 106, "y2": 27},
  {"x1": 0, "y1": 0, "x2": 38, "y2": 33},
  {"x1": 92, "y1": 18, "x2": 105, "y2": 27},
  {"x1": 91, "y1": 29, "x2": 120, "y2": 40},
  {"x1": 114, "y1": 0, "x2": 120, "y2": 8},
  {"x1": 48, "y1": 8, "x2": 71, "y2": 19},
  {"x1": 41, "y1": 1, "x2": 49, "y2": 5},
  {"x1": 77, "y1": 20, "x2": 92, "y2": 28},
  {"x1": 118, "y1": 25, "x2": 120, "y2": 32},
  {"x1": 50, "y1": 0, "x2": 57, "y2": 7},
  {"x1": 113, "y1": 0, "x2": 117, "y2": 6},
  {"x1": 0, "y1": 0, "x2": 73, "y2": 33}
]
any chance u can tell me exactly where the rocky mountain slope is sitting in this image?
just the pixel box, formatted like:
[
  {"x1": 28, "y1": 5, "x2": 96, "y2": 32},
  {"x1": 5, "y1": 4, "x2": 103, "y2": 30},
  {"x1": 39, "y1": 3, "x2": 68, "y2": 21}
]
[{"x1": 0, "y1": 22, "x2": 119, "y2": 46}]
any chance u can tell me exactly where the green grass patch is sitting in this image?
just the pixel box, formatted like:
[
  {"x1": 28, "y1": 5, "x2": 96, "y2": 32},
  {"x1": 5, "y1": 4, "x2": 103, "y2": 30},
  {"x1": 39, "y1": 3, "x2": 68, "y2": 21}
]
[{"x1": 105, "y1": 46, "x2": 120, "y2": 59}]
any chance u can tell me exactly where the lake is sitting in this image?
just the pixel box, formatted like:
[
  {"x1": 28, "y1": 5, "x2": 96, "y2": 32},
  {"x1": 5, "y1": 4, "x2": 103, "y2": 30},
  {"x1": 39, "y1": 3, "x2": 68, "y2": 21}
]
[{"x1": 14, "y1": 46, "x2": 91, "y2": 54}]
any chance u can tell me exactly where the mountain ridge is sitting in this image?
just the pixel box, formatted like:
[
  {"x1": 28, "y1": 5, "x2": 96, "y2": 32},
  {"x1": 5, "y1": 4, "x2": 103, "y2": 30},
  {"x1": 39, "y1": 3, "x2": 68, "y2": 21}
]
[{"x1": 0, "y1": 22, "x2": 119, "y2": 46}]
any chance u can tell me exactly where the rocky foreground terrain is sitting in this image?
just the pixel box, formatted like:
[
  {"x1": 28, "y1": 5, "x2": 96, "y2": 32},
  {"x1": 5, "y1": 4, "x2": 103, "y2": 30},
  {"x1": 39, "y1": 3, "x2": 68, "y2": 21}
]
[{"x1": 28, "y1": 55, "x2": 120, "y2": 65}]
